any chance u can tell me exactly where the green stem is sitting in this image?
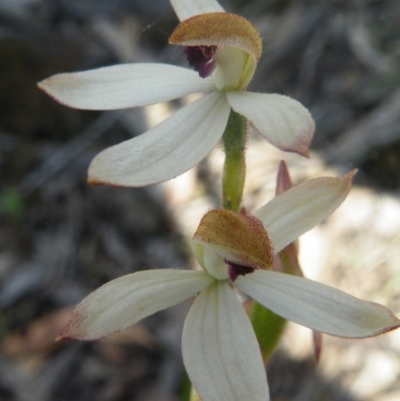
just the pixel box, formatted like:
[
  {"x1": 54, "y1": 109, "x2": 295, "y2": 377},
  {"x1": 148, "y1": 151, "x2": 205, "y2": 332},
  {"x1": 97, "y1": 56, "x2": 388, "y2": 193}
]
[{"x1": 222, "y1": 109, "x2": 247, "y2": 211}]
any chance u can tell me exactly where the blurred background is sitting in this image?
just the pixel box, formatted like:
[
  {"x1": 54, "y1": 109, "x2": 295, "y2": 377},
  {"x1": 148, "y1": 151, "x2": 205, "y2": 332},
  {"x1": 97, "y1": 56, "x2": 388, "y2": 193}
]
[{"x1": 0, "y1": 0, "x2": 399, "y2": 400}]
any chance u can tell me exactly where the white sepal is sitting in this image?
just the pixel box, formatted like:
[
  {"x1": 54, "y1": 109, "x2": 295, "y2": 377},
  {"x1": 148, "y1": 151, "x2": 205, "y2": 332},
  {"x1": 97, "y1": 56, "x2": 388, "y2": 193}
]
[
  {"x1": 59, "y1": 269, "x2": 213, "y2": 340},
  {"x1": 226, "y1": 91, "x2": 314, "y2": 156},
  {"x1": 38, "y1": 64, "x2": 214, "y2": 110},
  {"x1": 170, "y1": 0, "x2": 224, "y2": 22},
  {"x1": 237, "y1": 270, "x2": 400, "y2": 338},
  {"x1": 182, "y1": 281, "x2": 270, "y2": 401},
  {"x1": 88, "y1": 92, "x2": 230, "y2": 187},
  {"x1": 254, "y1": 172, "x2": 355, "y2": 254}
]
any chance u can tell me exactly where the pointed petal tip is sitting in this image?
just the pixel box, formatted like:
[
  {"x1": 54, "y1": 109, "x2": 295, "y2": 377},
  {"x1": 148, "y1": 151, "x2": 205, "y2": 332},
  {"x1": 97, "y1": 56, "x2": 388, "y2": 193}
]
[
  {"x1": 278, "y1": 160, "x2": 288, "y2": 171},
  {"x1": 87, "y1": 174, "x2": 129, "y2": 188},
  {"x1": 55, "y1": 270, "x2": 213, "y2": 342},
  {"x1": 280, "y1": 128, "x2": 313, "y2": 157},
  {"x1": 356, "y1": 304, "x2": 400, "y2": 338},
  {"x1": 280, "y1": 145, "x2": 310, "y2": 158},
  {"x1": 37, "y1": 75, "x2": 84, "y2": 109},
  {"x1": 318, "y1": 169, "x2": 357, "y2": 188},
  {"x1": 372, "y1": 320, "x2": 400, "y2": 337},
  {"x1": 312, "y1": 331, "x2": 323, "y2": 363},
  {"x1": 37, "y1": 80, "x2": 45, "y2": 91},
  {"x1": 275, "y1": 160, "x2": 292, "y2": 196},
  {"x1": 87, "y1": 175, "x2": 104, "y2": 186},
  {"x1": 55, "y1": 333, "x2": 74, "y2": 342},
  {"x1": 87, "y1": 152, "x2": 150, "y2": 188},
  {"x1": 56, "y1": 310, "x2": 96, "y2": 341},
  {"x1": 345, "y1": 307, "x2": 400, "y2": 339},
  {"x1": 37, "y1": 78, "x2": 68, "y2": 106},
  {"x1": 37, "y1": 77, "x2": 49, "y2": 91},
  {"x1": 301, "y1": 149, "x2": 311, "y2": 158},
  {"x1": 338, "y1": 169, "x2": 357, "y2": 194},
  {"x1": 57, "y1": 319, "x2": 124, "y2": 342},
  {"x1": 345, "y1": 169, "x2": 358, "y2": 180}
]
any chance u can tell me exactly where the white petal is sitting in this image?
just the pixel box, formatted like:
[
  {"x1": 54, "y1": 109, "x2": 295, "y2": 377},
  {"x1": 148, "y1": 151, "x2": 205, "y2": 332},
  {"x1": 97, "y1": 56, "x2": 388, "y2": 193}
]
[
  {"x1": 59, "y1": 270, "x2": 213, "y2": 340},
  {"x1": 254, "y1": 172, "x2": 355, "y2": 253},
  {"x1": 226, "y1": 91, "x2": 314, "y2": 156},
  {"x1": 38, "y1": 64, "x2": 215, "y2": 110},
  {"x1": 88, "y1": 92, "x2": 230, "y2": 187},
  {"x1": 237, "y1": 270, "x2": 400, "y2": 338},
  {"x1": 170, "y1": 0, "x2": 224, "y2": 22},
  {"x1": 183, "y1": 281, "x2": 269, "y2": 401}
]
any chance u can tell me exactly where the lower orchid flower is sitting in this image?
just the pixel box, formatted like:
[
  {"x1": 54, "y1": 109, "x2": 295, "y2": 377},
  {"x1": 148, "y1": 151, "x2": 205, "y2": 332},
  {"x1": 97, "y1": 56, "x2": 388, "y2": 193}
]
[{"x1": 59, "y1": 172, "x2": 400, "y2": 401}]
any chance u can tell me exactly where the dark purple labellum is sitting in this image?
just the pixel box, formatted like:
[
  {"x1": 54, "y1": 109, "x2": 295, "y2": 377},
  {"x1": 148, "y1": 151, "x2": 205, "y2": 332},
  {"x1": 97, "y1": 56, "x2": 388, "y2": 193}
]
[
  {"x1": 184, "y1": 45, "x2": 217, "y2": 78},
  {"x1": 227, "y1": 261, "x2": 255, "y2": 282}
]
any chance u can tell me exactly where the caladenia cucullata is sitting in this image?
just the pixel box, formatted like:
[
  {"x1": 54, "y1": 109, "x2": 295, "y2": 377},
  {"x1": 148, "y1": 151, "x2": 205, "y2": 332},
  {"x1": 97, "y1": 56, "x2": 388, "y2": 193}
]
[{"x1": 38, "y1": 1, "x2": 400, "y2": 401}]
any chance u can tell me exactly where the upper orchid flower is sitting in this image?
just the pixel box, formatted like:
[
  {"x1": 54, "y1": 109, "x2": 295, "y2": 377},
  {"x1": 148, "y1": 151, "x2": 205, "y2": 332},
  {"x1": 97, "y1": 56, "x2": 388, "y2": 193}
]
[
  {"x1": 37, "y1": 0, "x2": 314, "y2": 188},
  {"x1": 57, "y1": 171, "x2": 400, "y2": 401}
]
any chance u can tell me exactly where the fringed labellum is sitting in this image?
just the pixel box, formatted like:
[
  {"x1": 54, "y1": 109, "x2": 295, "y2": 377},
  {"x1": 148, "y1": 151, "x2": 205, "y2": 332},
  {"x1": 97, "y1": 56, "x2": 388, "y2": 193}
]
[
  {"x1": 169, "y1": 12, "x2": 262, "y2": 90},
  {"x1": 193, "y1": 209, "x2": 273, "y2": 280}
]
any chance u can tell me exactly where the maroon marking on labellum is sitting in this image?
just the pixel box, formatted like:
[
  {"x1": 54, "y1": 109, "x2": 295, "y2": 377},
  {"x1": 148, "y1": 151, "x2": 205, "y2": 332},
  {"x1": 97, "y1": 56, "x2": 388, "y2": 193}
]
[
  {"x1": 184, "y1": 45, "x2": 217, "y2": 78},
  {"x1": 227, "y1": 261, "x2": 255, "y2": 282}
]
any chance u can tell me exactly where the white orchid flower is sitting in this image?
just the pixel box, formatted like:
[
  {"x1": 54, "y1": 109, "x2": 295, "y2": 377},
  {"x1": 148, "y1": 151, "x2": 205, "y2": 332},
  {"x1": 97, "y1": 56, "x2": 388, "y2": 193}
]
[
  {"x1": 38, "y1": 0, "x2": 314, "y2": 188},
  {"x1": 58, "y1": 171, "x2": 400, "y2": 401}
]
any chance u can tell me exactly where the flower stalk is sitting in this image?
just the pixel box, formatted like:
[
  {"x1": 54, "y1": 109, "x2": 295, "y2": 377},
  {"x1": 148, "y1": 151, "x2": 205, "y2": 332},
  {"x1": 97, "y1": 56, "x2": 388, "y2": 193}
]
[{"x1": 222, "y1": 109, "x2": 247, "y2": 211}]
